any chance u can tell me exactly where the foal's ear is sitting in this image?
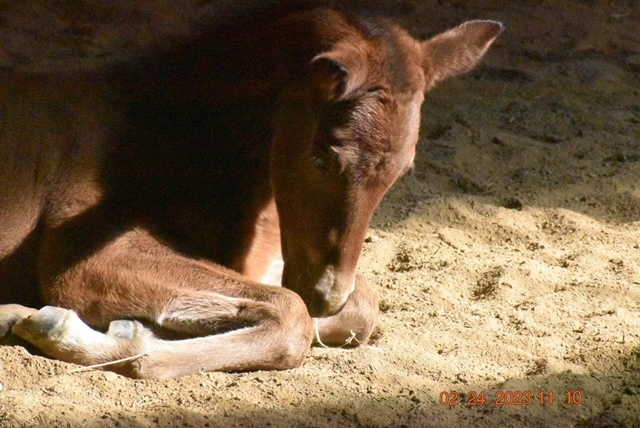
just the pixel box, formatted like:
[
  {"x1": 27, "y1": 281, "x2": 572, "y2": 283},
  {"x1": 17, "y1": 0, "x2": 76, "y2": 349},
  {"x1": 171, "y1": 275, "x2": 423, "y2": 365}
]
[
  {"x1": 311, "y1": 46, "x2": 368, "y2": 101},
  {"x1": 422, "y1": 20, "x2": 503, "y2": 90}
]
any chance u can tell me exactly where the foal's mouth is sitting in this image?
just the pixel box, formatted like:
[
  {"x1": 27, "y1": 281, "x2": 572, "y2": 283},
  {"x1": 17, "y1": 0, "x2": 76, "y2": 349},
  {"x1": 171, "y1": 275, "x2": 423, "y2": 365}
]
[{"x1": 283, "y1": 264, "x2": 355, "y2": 318}]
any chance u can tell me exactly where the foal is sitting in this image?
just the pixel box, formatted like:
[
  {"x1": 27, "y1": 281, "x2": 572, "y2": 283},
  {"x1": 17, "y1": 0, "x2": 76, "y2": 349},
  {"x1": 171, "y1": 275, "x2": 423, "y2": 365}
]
[{"x1": 0, "y1": 7, "x2": 501, "y2": 378}]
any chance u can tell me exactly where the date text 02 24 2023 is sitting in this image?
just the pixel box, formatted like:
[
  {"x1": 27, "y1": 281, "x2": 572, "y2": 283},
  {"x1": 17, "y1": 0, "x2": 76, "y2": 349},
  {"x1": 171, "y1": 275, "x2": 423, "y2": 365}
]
[{"x1": 439, "y1": 390, "x2": 585, "y2": 407}]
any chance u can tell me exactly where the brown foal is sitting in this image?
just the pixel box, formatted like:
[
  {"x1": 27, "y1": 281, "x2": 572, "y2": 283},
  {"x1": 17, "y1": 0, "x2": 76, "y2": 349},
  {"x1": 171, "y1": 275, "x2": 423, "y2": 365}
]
[{"x1": 0, "y1": 7, "x2": 501, "y2": 378}]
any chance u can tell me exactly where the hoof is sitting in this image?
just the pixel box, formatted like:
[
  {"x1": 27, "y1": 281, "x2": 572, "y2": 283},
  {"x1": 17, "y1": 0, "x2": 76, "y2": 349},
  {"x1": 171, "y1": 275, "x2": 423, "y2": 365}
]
[
  {"x1": 107, "y1": 320, "x2": 138, "y2": 339},
  {"x1": 0, "y1": 305, "x2": 38, "y2": 337},
  {"x1": 8, "y1": 306, "x2": 132, "y2": 366},
  {"x1": 11, "y1": 306, "x2": 75, "y2": 343}
]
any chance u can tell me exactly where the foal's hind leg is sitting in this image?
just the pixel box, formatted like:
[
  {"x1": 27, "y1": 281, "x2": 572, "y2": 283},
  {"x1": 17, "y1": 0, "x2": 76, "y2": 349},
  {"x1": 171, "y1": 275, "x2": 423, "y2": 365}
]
[
  {"x1": 15, "y1": 228, "x2": 314, "y2": 378},
  {"x1": 12, "y1": 293, "x2": 311, "y2": 379}
]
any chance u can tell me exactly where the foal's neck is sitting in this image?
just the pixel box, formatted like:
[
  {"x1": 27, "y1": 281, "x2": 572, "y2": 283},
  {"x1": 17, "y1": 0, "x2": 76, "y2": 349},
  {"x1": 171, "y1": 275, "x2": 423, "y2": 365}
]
[{"x1": 114, "y1": 8, "x2": 358, "y2": 271}]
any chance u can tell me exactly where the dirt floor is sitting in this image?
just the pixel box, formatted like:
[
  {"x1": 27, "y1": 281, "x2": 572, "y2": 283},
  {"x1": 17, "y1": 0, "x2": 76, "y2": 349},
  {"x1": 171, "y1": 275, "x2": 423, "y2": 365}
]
[{"x1": 1, "y1": 0, "x2": 639, "y2": 427}]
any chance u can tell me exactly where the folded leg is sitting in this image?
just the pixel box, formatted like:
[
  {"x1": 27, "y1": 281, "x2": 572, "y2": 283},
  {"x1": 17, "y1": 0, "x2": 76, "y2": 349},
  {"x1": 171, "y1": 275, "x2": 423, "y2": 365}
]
[
  {"x1": 314, "y1": 273, "x2": 379, "y2": 347},
  {"x1": 8, "y1": 228, "x2": 314, "y2": 378}
]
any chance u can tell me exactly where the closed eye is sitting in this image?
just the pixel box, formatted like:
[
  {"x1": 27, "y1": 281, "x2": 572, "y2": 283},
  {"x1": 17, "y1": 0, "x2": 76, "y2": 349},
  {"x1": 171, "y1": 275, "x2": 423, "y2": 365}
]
[
  {"x1": 366, "y1": 85, "x2": 391, "y2": 104},
  {"x1": 312, "y1": 153, "x2": 331, "y2": 173},
  {"x1": 311, "y1": 147, "x2": 340, "y2": 175}
]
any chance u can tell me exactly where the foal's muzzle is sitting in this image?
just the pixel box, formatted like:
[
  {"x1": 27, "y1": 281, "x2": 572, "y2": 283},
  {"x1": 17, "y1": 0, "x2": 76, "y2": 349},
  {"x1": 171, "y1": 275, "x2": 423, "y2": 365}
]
[
  {"x1": 282, "y1": 254, "x2": 356, "y2": 317},
  {"x1": 303, "y1": 266, "x2": 354, "y2": 317}
]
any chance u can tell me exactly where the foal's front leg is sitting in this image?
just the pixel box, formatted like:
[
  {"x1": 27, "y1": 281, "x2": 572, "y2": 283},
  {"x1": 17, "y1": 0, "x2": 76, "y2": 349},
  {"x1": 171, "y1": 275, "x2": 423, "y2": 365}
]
[
  {"x1": 10, "y1": 228, "x2": 315, "y2": 378},
  {"x1": 247, "y1": 256, "x2": 379, "y2": 348},
  {"x1": 314, "y1": 273, "x2": 379, "y2": 347}
]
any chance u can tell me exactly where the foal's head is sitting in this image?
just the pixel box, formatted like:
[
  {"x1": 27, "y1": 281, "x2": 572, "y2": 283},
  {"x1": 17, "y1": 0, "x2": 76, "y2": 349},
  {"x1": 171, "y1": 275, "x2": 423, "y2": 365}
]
[{"x1": 271, "y1": 15, "x2": 502, "y2": 317}]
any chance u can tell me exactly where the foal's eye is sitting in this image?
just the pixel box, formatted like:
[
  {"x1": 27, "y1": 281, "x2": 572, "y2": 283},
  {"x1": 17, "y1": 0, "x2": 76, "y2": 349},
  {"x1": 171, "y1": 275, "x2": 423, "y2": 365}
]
[
  {"x1": 311, "y1": 148, "x2": 339, "y2": 175},
  {"x1": 367, "y1": 86, "x2": 391, "y2": 104},
  {"x1": 312, "y1": 152, "x2": 332, "y2": 173}
]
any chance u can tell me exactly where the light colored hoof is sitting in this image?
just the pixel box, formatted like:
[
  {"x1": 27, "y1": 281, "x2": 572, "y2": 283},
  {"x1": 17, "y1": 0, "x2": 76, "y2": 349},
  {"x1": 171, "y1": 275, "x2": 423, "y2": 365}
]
[
  {"x1": 9, "y1": 306, "x2": 128, "y2": 366},
  {"x1": 107, "y1": 320, "x2": 138, "y2": 339},
  {"x1": 11, "y1": 306, "x2": 75, "y2": 343},
  {"x1": 0, "y1": 304, "x2": 38, "y2": 337}
]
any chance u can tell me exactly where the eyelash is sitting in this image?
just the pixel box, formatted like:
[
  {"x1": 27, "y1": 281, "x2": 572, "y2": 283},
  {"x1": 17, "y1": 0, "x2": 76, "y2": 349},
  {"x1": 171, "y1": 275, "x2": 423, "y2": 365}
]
[
  {"x1": 312, "y1": 147, "x2": 342, "y2": 175},
  {"x1": 312, "y1": 153, "x2": 332, "y2": 172}
]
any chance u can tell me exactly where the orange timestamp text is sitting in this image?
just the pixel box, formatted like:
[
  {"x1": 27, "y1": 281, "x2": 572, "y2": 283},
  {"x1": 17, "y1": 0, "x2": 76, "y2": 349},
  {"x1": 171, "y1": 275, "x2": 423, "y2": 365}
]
[{"x1": 439, "y1": 390, "x2": 584, "y2": 407}]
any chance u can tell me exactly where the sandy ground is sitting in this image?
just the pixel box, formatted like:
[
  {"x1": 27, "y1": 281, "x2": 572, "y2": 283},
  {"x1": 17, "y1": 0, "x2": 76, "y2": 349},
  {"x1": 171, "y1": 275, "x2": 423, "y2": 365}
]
[{"x1": 1, "y1": 1, "x2": 639, "y2": 427}]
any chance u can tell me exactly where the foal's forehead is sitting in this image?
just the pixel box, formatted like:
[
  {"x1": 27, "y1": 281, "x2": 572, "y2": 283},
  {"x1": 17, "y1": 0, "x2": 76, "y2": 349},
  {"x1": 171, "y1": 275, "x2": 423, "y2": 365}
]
[
  {"x1": 348, "y1": 89, "x2": 420, "y2": 148},
  {"x1": 345, "y1": 90, "x2": 420, "y2": 182},
  {"x1": 360, "y1": 18, "x2": 425, "y2": 93}
]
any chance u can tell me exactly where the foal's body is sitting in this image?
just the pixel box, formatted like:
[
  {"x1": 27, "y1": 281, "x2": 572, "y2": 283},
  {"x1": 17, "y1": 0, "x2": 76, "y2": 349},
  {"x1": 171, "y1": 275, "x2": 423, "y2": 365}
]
[{"x1": 0, "y1": 7, "x2": 501, "y2": 378}]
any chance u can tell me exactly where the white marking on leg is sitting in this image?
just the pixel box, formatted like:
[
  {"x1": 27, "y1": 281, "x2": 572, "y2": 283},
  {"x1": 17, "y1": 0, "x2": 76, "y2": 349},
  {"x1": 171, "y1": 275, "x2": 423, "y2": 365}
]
[
  {"x1": 261, "y1": 257, "x2": 284, "y2": 286},
  {"x1": 156, "y1": 292, "x2": 248, "y2": 335},
  {"x1": 12, "y1": 307, "x2": 135, "y2": 364}
]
